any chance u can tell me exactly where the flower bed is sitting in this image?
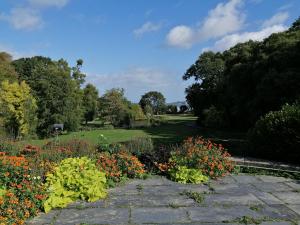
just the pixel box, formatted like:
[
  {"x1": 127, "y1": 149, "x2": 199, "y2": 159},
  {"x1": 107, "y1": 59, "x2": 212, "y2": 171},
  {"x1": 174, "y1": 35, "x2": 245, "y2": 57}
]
[{"x1": 0, "y1": 136, "x2": 235, "y2": 224}]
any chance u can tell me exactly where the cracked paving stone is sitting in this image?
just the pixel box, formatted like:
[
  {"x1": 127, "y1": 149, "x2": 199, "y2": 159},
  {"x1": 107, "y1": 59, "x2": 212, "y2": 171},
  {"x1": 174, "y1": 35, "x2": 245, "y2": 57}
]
[
  {"x1": 131, "y1": 207, "x2": 189, "y2": 224},
  {"x1": 187, "y1": 205, "x2": 261, "y2": 223},
  {"x1": 272, "y1": 192, "x2": 300, "y2": 204},
  {"x1": 26, "y1": 210, "x2": 60, "y2": 225},
  {"x1": 204, "y1": 193, "x2": 264, "y2": 205},
  {"x1": 54, "y1": 208, "x2": 129, "y2": 224}
]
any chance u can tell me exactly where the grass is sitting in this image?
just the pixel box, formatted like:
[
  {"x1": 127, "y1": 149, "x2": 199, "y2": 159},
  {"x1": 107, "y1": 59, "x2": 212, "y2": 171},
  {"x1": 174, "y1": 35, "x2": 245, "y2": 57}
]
[
  {"x1": 14, "y1": 114, "x2": 247, "y2": 157},
  {"x1": 22, "y1": 114, "x2": 200, "y2": 147},
  {"x1": 181, "y1": 190, "x2": 205, "y2": 204}
]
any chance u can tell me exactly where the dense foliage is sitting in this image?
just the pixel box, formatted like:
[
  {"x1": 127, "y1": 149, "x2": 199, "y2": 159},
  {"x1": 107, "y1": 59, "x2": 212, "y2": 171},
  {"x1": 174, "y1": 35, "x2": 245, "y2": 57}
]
[
  {"x1": 0, "y1": 81, "x2": 37, "y2": 138},
  {"x1": 169, "y1": 166, "x2": 208, "y2": 184},
  {"x1": 12, "y1": 57, "x2": 84, "y2": 137},
  {"x1": 184, "y1": 18, "x2": 300, "y2": 131},
  {"x1": 0, "y1": 154, "x2": 46, "y2": 224},
  {"x1": 139, "y1": 91, "x2": 167, "y2": 115},
  {"x1": 44, "y1": 157, "x2": 107, "y2": 213},
  {"x1": 248, "y1": 103, "x2": 300, "y2": 164},
  {"x1": 157, "y1": 137, "x2": 235, "y2": 179}
]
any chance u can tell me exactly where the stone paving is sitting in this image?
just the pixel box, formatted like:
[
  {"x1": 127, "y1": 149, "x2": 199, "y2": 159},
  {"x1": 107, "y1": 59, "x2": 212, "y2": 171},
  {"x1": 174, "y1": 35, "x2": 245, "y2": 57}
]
[{"x1": 27, "y1": 174, "x2": 300, "y2": 225}]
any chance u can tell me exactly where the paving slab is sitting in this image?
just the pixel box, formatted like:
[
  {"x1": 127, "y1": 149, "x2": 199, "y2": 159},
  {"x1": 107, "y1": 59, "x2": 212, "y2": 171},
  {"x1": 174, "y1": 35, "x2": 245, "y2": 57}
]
[
  {"x1": 272, "y1": 192, "x2": 300, "y2": 204},
  {"x1": 26, "y1": 174, "x2": 300, "y2": 225},
  {"x1": 204, "y1": 193, "x2": 264, "y2": 205},
  {"x1": 252, "y1": 182, "x2": 293, "y2": 192},
  {"x1": 131, "y1": 207, "x2": 189, "y2": 224},
  {"x1": 187, "y1": 205, "x2": 261, "y2": 223},
  {"x1": 286, "y1": 204, "x2": 300, "y2": 216},
  {"x1": 232, "y1": 174, "x2": 263, "y2": 184},
  {"x1": 54, "y1": 208, "x2": 129, "y2": 224}
]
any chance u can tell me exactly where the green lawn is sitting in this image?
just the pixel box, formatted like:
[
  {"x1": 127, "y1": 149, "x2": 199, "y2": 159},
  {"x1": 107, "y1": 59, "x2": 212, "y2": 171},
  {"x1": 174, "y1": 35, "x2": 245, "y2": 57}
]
[
  {"x1": 25, "y1": 114, "x2": 200, "y2": 147},
  {"x1": 22, "y1": 114, "x2": 246, "y2": 156}
]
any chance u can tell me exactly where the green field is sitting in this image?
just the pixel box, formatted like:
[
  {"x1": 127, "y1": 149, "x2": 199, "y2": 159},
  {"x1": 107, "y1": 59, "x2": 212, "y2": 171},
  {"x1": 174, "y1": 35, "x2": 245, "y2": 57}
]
[
  {"x1": 26, "y1": 115, "x2": 200, "y2": 146},
  {"x1": 22, "y1": 114, "x2": 246, "y2": 156}
]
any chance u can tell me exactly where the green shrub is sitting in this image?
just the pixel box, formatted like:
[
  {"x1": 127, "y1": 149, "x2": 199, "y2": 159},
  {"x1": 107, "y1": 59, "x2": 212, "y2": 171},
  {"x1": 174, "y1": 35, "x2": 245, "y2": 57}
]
[
  {"x1": 169, "y1": 166, "x2": 208, "y2": 184},
  {"x1": 247, "y1": 103, "x2": 300, "y2": 164},
  {"x1": 0, "y1": 141, "x2": 20, "y2": 155},
  {"x1": 44, "y1": 157, "x2": 107, "y2": 213},
  {"x1": 166, "y1": 137, "x2": 235, "y2": 178},
  {"x1": 124, "y1": 137, "x2": 154, "y2": 157},
  {"x1": 202, "y1": 106, "x2": 227, "y2": 128}
]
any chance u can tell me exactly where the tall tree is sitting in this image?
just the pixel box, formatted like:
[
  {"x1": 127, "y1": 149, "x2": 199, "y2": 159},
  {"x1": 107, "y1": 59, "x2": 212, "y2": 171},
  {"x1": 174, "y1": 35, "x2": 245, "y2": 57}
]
[
  {"x1": 98, "y1": 88, "x2": 131, "y2": 127},
  {"x1": 13, "y1": 57, "x2": 84, "y2": 137},
  {"x1": 82, "y1": 84, "x2": 99, "y2": 124},
  {"x1": 139, "y1": 91, "x2": 166, "y2": 115},
  {"x1": 184, "y1": 18, "x2": 300, "y2": 130},
  {"x1": 0, "y1": 80, "x2": 37, "y2": 139},
  {"x1": 0, "y1": 52, "x2": 18, "y2": 83}
]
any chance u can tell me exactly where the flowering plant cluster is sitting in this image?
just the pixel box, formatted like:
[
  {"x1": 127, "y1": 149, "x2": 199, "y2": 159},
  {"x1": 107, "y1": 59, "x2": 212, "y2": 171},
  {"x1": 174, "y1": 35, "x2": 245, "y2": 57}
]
[
  {"x1": 96, "y1": 151, "x2": 146, "y2": 184},
  {"x1": 20, "y1": 145, "x2": 41, "y2": 156},
  {"x1": 156, "y1": 137, "x2": 235, "y2": 180},
  {"x1": 0, "y1": 153, "x2": 46, "y2": 225}
]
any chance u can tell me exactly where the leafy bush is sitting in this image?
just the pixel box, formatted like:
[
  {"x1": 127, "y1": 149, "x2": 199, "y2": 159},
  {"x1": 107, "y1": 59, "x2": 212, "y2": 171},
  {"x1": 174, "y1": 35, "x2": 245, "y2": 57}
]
[
  {"x1": 96, "y1": 152, "x2": 122, "y2": 184},
  {"x1": 157, "y1": 137, "x2": 235, "y2": 178},
  {"x1": 169, "y1": 166, "x2": 208, "y2": 184},
  {"x1": 44, "y1": 157, "x2": 107, "y2": 213},
  {"x1": 96, "y1": 151, "x2": 146, "y2": 186},
  {"x1": 202, "y1": 106, "x2": 227, "y2": 128},
  {"x1": 0, "y1": 141, "x2": 20, "y2": 156},
  {"x1": 21, "y1": 144, "x2": 41, "y2": 156},
  {"x1": 124, "y1": 137, "x2": 154, "y2": 158},
  {"x1": 0, "y1": 154, "x2": 46, "y2": 224},
  {"x1": 247, "y1": 103, "x2": 300, "y2": 164}
]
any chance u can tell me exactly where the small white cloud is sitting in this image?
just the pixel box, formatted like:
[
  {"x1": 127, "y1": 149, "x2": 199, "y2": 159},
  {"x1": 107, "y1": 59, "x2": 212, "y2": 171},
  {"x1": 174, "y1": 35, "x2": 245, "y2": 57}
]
[
  {"x1": 166, "y1": 25, "x2": 195, "y2": 49},
  {"x1": 262, "y1": 12, "x2": 289, "y2": 28},
  {"x1": 166, "y1": 0, "x2": 245, "y2": 48},
  {"x1": 28, "y1": 0, "x2": 70, "y2": 8},
  {"x1": 133, "y1": 21, "x2": 162, "y2": 37},
  {"x1": 0, "y1": 7, "x2": 43, "y2": 31},
  {"x1": 209, "y1": 25, "x2": 287, "y2": 52}
]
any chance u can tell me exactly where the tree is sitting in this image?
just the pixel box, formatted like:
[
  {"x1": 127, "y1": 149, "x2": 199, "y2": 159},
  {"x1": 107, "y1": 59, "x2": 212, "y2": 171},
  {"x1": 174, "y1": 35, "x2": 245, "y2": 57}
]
[
  {"x1": 167, "y1": 105, "x2": 178, "y2": 114},
  {"x1": 82, "y1": 84, "x2": 99, "y2": 124},
  {"x1": 0, "y1": 80, "x2": 37, "y2": 139},
  {"x1": 183, "y1": 18, "x2": 300, "y2": 130},
  {"x1": 13, "y1": 57, "x2": 84, "y2": 137},
  {"x1": 0, "y1": 52, "x2": 18, "y2": 83},
  {"x1": 139, "y1": 91, "x2": 166, "y2": 115},
  {"x1": 179, "y1": 105, "x2": 188, "y2": 113},
  {"x1": 98, "y1": 88, "x2": 131, "y2": 127}
]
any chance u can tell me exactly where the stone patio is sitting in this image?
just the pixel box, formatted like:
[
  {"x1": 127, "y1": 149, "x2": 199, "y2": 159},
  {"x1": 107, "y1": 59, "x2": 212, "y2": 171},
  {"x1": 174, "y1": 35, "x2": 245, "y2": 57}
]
[{"x1": 27, "y1": 174, "x2": 300, "y2": 225}]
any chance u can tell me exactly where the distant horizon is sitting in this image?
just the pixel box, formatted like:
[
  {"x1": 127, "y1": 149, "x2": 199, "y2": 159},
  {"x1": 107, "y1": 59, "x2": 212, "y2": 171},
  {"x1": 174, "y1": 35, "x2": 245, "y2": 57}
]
[{"x1": 0, "y1": 0, "x2": 299, "y2": 102}]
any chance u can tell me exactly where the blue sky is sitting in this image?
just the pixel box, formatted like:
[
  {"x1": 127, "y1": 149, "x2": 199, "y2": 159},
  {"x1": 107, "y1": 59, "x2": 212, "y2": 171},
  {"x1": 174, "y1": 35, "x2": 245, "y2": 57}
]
[{"x1": 0, "y1": 0, "x2": 299, "y2": 103}]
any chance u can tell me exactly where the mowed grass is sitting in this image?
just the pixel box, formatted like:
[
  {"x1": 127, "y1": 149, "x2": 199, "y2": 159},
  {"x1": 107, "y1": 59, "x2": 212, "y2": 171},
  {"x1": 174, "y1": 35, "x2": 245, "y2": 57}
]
[{"x1": 26, "y1": 114, "x2": 200, "y2": 147}]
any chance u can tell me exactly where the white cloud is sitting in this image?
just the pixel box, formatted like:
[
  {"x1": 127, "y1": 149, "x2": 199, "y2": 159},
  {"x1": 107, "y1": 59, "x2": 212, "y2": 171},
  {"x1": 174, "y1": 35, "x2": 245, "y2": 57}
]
[
  {"x1": 209, "y1": 25, "x2": 287, "y2": 52},
  {"x1": 86, "y1": 67, "x2": 189, "y2": 102},
  {"x1": 0, "y1": 7, "x2": 43, "y2": 31},
  {"x1": 28, "y1": 0, "x2": 70, "y2": 8},
  {"x1": 166, "y1": 25, "x2": 195, "y2": 48},
  {"x1": 0, "y1": 0, "x2": 70, "y2": 31},
  {"x1": 166, "y1": 0, "x2": 245, "y2": 48},
  {"x1": 133, "y1": 22, "x2": 162, "y2": 37},
  {"x1": 262, "y1": 12, "x2": 289, "y2": 28}
]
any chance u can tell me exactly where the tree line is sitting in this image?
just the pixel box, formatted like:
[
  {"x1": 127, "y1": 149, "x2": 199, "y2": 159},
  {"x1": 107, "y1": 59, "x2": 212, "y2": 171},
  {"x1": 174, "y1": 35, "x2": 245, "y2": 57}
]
[
  {"x1": 184, "y1": 18, "x2": 300, "y2": 131},
  {"x1": 0, "y1": 54, "x2": 170, "y2": 139}
]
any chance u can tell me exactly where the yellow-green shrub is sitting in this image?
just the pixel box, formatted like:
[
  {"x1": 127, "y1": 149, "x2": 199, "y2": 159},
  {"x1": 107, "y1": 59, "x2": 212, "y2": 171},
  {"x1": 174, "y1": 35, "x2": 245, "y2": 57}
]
[
  {"x1": 44, "y1": 157, "x2": 107, "y2": 213},
  {"x1": 169, "y1": 166, "x2": 209, "y2": 184}
]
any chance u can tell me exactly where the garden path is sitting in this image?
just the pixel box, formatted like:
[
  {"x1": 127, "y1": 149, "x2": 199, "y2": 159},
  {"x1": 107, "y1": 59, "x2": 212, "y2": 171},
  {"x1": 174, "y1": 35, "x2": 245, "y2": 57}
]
[{"x1": 27, "y1": 174, "x2": 300, "y2": 225}]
